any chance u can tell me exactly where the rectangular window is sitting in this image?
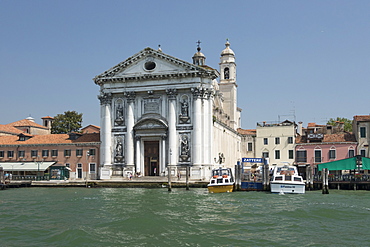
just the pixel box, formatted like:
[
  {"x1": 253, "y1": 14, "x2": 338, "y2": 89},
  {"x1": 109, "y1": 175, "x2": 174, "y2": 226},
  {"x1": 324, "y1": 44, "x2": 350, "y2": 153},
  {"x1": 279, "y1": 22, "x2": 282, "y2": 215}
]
[
  {"x1": 51, "y1": 149, "x2": 58, "y2": 157},
  {"x1": 66, "y1": 163, "x2": 70, "y2": 167},
  {"x1": 42, "y1": 150, "x2": 49, "y2": 157},
  {"x1": 275, "y1": 150, "x2": 280, "y2": 159},
  {"x1": 360, "y1": 127, "x2": 366, "y2": 138},
  {"x1": 288, "y1": 137, "x2": 293, "y2": 144},
  {"x1": 8, "y1": 151, "x2": 14, "y2": 158},
  {"x1": 0, "y1": 151, "x2": 4, "y2": 158},
  {"x1": 264, "y1": 138, "x2": 268, "y2": 145},
  {"x1": 76, "y1": 149, "x2": 83, "y2": 157},
  {"x1": 315, "y1": 150, "x2": 322, "y2": 163},
  {"x1": 348, "y1": 149, "x2": 355, "y2": 158},
  {"x1": 360, "y1": 149, "x2": 366, "y2": 157},
  {"x1": 329, "y1": 150, "x2": 336, "y2": 159},
  {"x1": 31, "y1": 150, "x2": 38, "y2": 158},
  {"x1": 89, "y1": 163, "x2": 96, "y2": 173},
  {"x1": 64, "y1": 149, "x2": 71, "y2": 157},
  {"x1": 18, "y1": 150, "x2": 25, "y2": 158},
  {"x1": 89, "y1": 149, "x2": 96, "y2": 156},
  {"x1": 296, "y1": 150, "x2": 307, "y2": 162},
  {"x1": 247, "y1": 142, "x2": 253, "y2": 152},
  {"x1": 288, "y1": 150, "x2": 294, "y2": 159},
  {"x1": 275, "y1": 137, "x2": 280, "y2": 145},
  {"x1": 262, "y1": 152, "x2": 269, "y2": 158}
]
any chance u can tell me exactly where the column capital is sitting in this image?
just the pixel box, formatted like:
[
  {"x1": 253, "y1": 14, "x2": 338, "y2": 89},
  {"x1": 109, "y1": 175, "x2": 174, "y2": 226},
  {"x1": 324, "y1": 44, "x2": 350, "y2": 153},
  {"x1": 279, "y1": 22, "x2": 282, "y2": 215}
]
[
  {"x1": 191, "y1": 86, "x2": 213, "y2": 99},
  {"x1": 98, "y1": 92, "x2": 112, "y2": 105},
  {"x1": 124, "y1": 91, "x2": 136, "y2": 103},
  {"x1": 166, "y1": 88, "x2": 177, "y2": 100}
]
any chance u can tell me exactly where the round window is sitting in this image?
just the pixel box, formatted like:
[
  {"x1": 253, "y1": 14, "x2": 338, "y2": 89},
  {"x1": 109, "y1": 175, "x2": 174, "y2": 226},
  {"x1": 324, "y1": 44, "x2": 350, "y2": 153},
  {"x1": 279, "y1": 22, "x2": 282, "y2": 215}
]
[{"x1": 144, "y1": 61, "x2": 156, "y2": 71}]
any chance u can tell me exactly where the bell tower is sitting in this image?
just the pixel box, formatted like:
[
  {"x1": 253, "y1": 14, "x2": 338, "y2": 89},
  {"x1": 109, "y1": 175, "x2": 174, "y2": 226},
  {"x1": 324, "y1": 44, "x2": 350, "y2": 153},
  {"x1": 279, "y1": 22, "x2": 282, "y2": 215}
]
[{"x1": 218, "y1": 40, "x2": 239, "y2": 129}]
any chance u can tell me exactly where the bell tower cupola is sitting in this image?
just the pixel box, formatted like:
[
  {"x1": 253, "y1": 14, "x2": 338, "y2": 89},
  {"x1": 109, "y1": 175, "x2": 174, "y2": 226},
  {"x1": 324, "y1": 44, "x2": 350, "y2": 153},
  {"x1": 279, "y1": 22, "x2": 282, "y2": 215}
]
[
  {"x1": 192, "y1": 40, "x2": 206, "y2": 66},
  {"x1": 219, "y1": 39, "x2": 236, "y2": 83}
]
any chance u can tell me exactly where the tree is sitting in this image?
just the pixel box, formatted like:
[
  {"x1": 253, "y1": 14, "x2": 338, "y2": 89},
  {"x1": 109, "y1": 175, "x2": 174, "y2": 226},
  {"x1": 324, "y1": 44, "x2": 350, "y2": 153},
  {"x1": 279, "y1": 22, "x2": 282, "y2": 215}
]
[
  {"x1": 51, "y1": 111, "x2": 83, "y2": 134},
  {"x1": 326, "y1": 117, "x2": 352, "y2": 132}
]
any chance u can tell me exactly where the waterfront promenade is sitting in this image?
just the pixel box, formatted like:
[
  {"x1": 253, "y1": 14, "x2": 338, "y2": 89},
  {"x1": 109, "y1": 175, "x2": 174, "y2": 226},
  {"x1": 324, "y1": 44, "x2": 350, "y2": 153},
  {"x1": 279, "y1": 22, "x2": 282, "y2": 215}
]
[{"x1": 6, "y1": 176, "x2": 208, "y2": 189}]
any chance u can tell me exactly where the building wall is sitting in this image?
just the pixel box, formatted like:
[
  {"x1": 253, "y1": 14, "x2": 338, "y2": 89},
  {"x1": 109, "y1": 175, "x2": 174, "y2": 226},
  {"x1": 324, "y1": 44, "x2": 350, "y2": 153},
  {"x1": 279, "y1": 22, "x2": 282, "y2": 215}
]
[
  {"x1": 0, "y1": 138, "x2": 100, "y2": 180},
  {"x1": 255, "y1": 122, "x2": 296, "y2": 166}
]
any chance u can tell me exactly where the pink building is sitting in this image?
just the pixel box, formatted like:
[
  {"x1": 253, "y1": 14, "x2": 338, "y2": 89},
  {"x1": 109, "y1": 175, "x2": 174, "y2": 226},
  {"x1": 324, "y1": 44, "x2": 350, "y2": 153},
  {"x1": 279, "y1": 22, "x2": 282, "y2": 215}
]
[{"x1": 295, "y1": 122, "x2": 357, "y2": 175}]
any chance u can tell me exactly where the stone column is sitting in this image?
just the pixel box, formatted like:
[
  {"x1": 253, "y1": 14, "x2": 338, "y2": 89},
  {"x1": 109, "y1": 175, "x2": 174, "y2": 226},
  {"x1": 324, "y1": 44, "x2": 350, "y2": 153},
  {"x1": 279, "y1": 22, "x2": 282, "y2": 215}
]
[
  {"x1": 98, "y1": 92, "x2": 112, "y2": 179},
  {"x1": 191, "y1": 87, "x2": 202, "y2": 166},
  {"x1": 166, "y1": 88, "x2": 177, "y2": 166},
  {"x1": 125, "y1": 91, "x2": 136, "y2": 167}
]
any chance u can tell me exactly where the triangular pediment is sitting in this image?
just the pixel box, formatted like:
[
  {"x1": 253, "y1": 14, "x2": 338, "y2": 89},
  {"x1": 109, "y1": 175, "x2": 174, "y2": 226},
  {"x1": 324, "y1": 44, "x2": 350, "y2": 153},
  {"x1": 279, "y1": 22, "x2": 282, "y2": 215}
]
[{"x1": 94, "y1": 47, "x2": 218, "y2": 84}]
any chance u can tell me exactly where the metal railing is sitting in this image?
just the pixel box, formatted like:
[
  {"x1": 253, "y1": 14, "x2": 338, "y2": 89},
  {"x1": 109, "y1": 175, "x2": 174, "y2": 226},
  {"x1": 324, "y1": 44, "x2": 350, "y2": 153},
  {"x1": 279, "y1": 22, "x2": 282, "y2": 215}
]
[
  {"x1": 11, "y1": 175, "x2": 50, "y2": 181},
  {"x1": 313, "y1": 174, "x2": 370, "y2": 182}
]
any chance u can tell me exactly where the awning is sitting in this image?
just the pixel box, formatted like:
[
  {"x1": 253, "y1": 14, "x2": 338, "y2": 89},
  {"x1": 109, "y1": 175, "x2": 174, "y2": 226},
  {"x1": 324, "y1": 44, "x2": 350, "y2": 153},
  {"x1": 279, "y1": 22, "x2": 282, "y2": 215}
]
[
  {"x1": 318, "y1": 157, "x2": 357, "y2": 171},
  {"x1": 0, "y1": 162, "x2": 56, "y2": 172},
  {"x1": 362, "y1": 157, "x2": 370, "y2": 170}
]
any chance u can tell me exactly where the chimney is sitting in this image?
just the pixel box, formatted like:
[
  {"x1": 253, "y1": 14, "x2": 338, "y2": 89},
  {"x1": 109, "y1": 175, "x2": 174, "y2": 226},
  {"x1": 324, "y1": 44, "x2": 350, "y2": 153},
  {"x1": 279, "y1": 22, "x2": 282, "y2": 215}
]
[{"x1": 298, "y1": 122, "x2": 303, "y2": 135}]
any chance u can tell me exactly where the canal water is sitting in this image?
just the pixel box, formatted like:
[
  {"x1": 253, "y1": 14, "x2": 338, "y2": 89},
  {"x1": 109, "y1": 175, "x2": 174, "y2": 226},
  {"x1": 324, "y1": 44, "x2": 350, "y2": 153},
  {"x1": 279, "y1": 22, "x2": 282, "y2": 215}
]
[{"x1": 1, "y1": 187, "x2": 369, "y2": 247}]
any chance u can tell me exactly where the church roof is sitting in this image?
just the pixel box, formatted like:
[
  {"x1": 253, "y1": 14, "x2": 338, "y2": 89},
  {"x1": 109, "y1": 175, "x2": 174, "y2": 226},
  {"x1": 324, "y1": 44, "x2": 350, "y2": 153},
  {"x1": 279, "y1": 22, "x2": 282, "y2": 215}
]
[
  {"x1": 6, "y1": 119, "x2": 48, "y2": 129},
  {"x1": 93, "y1": 47, "x2": 219, "y2": 85}
]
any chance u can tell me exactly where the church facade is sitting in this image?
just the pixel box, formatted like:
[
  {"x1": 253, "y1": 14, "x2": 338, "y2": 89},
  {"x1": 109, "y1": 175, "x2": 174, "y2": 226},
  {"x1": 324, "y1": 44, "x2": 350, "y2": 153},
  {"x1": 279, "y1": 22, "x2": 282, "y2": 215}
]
[{"x1": 94, "y1": 42, "x2": 243, "y2": 180}]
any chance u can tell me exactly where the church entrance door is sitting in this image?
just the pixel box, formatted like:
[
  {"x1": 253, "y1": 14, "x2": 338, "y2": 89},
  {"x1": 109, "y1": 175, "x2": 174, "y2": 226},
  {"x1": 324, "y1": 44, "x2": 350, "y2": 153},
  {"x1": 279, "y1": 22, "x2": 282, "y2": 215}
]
[{"x1": 144, "y1": 141, "x2": 159, "y2": 176}]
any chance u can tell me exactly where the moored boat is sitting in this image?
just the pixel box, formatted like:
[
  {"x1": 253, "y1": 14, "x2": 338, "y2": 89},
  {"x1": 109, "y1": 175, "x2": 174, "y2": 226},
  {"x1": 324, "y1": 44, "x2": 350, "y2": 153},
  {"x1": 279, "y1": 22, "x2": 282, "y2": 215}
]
[
  {"x1": 270, "y1": 165, "x2": 305, "y2": 194},
  {"x1": 207, "y1": 167, "x2": 234, "y2": 193}
]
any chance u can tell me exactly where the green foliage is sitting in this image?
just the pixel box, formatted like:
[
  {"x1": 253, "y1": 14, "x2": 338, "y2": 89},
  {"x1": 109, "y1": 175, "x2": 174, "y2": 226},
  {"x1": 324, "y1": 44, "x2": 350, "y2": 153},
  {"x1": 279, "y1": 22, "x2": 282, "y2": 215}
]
[
  {"x1": 326, "y1": 117, "x2": 352, "y2": 132},
  {"x1": 51, "y1": 111, "x2": 83, "y2": 134}
]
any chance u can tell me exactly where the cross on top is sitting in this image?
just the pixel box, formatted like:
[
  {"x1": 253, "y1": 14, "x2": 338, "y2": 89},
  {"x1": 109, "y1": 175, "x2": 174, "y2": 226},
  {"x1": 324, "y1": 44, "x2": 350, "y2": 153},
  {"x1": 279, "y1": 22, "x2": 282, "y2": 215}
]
[{"x1": 196, "y1": 40, "x2": 201, "y2": 48}]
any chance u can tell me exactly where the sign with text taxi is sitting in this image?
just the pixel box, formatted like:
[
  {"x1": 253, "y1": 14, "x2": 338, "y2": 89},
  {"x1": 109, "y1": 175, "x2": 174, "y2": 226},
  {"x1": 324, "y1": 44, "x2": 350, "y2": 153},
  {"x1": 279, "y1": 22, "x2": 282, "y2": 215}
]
[{"x1": 242, "y1": 158, "x2": 263, "y2": 163}]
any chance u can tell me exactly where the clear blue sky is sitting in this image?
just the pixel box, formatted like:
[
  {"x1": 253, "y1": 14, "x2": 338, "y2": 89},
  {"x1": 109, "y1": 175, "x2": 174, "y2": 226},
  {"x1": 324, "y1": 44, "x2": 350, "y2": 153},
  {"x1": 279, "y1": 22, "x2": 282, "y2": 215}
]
[{"x1": 1, "y1": 0, "x2": 369, "y2": 129}]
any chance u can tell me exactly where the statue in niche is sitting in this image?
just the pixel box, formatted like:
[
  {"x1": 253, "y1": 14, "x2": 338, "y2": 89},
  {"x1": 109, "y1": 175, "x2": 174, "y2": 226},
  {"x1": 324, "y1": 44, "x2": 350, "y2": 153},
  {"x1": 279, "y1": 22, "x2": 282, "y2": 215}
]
[
  {"x1": 115, "y1": 103, "x2": 124, "y2": 126},
  {"x1": 179, "y1": 135, "x2": 190, "y2": 161},
  {"x1": 115, "y1": 139, "x2": 124, "y2": 163},
  {"x1": 179, "y1": 98, "x2": 190, "y2": 123}
]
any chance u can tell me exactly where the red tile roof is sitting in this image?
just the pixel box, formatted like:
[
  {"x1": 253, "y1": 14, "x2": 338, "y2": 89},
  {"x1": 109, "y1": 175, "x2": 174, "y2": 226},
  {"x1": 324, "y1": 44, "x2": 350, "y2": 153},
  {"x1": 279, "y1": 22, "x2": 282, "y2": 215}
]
[
  {"x1": 296, "y1": 132, "x2": 356, "y2": 144},
  {"x1": 0, "y1": 125, "x2": 24, "y2": 135},
  {"x1": 353, "y1": 115, "x2": 370, "y2": 122},
  {"x1": 237, "y1": 128, "x2": 256, "y2": 135},
  {"x1": 0, "y1": 133, "x2": 100, "y2": 145},
  {"x1": 6, "y1": 119, "x2": 48, "y2": 129}
]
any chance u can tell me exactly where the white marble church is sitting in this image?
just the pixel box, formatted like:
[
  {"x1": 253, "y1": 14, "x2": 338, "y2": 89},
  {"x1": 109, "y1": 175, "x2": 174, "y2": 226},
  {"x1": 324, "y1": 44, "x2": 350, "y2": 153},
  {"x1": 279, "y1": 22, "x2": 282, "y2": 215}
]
[{"x1": 94, "y1": 41, "x2": 243, "y2": 180}]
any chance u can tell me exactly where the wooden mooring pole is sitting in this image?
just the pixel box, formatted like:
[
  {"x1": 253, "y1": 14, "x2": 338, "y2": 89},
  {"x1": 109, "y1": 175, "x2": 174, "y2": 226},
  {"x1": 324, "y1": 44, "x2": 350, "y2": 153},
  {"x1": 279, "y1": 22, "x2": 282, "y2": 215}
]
[
  {"x1": 322, "y1": 168, "x2": 329, "y2": 194},
  {"x1": 167, "y1": 165, "x2": 172, "y2": 192},
  {"x1": 186, "y1": 166, "x2": 190, "y2": 190}
]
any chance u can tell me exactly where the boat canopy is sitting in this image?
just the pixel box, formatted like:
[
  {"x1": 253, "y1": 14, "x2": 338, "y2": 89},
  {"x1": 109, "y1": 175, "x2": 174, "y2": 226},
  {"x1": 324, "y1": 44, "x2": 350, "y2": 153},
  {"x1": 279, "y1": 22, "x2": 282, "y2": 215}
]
[{"x1": 318, "y1": 157, "x2": 370, "y2": 171}]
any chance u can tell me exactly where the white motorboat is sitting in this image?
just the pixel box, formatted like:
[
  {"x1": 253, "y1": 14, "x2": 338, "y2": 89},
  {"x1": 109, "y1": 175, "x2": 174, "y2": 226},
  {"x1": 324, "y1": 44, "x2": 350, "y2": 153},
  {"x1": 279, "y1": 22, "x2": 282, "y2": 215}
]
[{"x1": 270, "y1": 165, "x2": 305, "y2": 194}]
